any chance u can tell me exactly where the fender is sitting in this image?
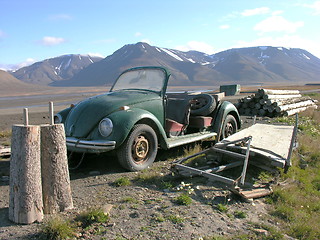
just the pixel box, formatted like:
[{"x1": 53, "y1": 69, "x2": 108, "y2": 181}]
[
  {"x1": 107, "y1": 108, "x2": 168, "y2": 148},
  {"x1": 211, "y1": 101, "x2": 241, "y2": 138},
  {"x1": 55, "y1": 106, "x2": 73, "y2": 123}
]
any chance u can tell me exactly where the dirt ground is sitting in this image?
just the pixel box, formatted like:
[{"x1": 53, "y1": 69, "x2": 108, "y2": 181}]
[{"x1": 0, "y1": 90, "x2": 292, "y2": 240}]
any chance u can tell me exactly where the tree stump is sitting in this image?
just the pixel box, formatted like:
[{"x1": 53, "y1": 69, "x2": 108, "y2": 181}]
[
  {"x1": 9, "y1": 125, "x2": 43, "y2": 224},
  {"x1": 40, "y1": 124, "x2": 73, "y2": 214}
]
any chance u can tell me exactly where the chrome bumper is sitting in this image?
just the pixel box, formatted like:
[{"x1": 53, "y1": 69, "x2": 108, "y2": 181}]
[{"x1": 66, "y1": 137, "x2": 116, "y2": 152}]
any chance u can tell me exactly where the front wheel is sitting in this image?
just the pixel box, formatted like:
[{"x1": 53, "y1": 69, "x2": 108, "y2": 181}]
[
  {"x1": 221, "y1": 115, "x2": 238, "y2": 139},
  {"x1": 117, "y1": 124, "x2": 158, "y2": 171}
]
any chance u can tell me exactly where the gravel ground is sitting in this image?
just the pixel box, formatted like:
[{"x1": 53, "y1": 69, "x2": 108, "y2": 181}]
[{"x1": 0, "y1": 112, "x2": 283, "y2": 240}]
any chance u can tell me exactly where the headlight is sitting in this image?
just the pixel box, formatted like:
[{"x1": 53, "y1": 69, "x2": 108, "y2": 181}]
[
  {"x1": 54, "y1": 114, "x2": 62, "y2": 124},
  {"x1": 99, "y1": 118, "x2": 113, "y2": 137}
]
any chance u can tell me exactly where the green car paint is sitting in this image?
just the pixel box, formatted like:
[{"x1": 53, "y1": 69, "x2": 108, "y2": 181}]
[{"x1": 55, "y1": 66, "x2": 241, "y2": 170}]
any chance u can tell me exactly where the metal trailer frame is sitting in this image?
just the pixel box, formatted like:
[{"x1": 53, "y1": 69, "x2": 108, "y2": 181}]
[{"x1": 172, "y1": 136, "x2": 252, "y2": 187}]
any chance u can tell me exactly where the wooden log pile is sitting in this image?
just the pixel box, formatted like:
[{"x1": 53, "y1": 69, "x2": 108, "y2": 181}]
[{"x1": 237, "y1": 89, "x2": 318, "y2": 117}]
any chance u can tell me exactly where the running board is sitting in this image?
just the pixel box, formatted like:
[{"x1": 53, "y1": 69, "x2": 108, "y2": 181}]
[{"x1": 167, "y1": 132, "x2": 217, "y2": 149}]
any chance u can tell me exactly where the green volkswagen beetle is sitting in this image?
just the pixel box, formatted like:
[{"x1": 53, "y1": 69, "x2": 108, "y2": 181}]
[{"x1": 55, "y1": 66, "x2": 241, "y2": 171}]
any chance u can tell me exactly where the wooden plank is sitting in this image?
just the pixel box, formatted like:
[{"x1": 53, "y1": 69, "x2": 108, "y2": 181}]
[
  {"x1": 259, "y1": 89, "x2": 300, "y2": 95},
  {"x1": 0, "y1": 147, "x2": 11, "y2": 157}
]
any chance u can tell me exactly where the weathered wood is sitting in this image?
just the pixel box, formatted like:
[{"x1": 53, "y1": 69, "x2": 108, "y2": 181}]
[
  {"x1": 41, "y1": 124, "x2": 73, "y2": 214},
  {"x1": 259, "y1": 89, "x2": 300, "y2": 95},
  {"x1": 275, "y1": 100, "x2": 316, "y2": 112},
  {"x1": 0, "y1": 147, "x2": 11, "y2": 157},
  {"x1": 283, "y1": 105, "x2": 317, "y2": 116},
  {"x1": 9, "y1": 125, "x2": 43, "y2": 224},
  {"x1": 273, "y1": 97, "x2": 312, "y2": 107},
  {"x1": 236, "y1": 186, "x2": 273, "y2": 199},
  {"x1": 263, "y1": 94, "x2": 302, "y2": 100}
]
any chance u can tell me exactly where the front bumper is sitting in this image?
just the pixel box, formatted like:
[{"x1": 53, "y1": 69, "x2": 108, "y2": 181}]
[{"x1": 66, "y1": 137, "x2": 116, "y2": 153}]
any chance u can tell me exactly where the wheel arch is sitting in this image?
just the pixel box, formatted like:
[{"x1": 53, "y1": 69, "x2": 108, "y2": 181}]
[
  {"x1": 211, "y1": 101, "x2": 241, "y2": 137},
  {"x1": 135, "y1": 118, "x2": 168, "y2": 149},
  {"x1": 108, "y1": 108, "x2": 168, "y2": 148}
]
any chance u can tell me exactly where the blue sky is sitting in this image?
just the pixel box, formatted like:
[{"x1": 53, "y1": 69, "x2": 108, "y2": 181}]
[{"x1": 1, "y1": 0, "x2": 319, "y2": 70}]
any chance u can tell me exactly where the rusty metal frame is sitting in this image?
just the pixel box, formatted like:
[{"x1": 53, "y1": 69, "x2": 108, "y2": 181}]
[{"x1": 172, "y1": 136, "x2": 252, "y2": 187}]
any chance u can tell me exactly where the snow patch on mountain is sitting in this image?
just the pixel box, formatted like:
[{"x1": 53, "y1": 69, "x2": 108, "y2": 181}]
[
  {"x1": 160, "y1": 48, "x2": 184, "y2": 61},
  {"x1": 301, "y1": 53, "x2": 310, "y2": 60},
  {"x1": 187, "y1": 58, "x2": 196, "y2": 63}
]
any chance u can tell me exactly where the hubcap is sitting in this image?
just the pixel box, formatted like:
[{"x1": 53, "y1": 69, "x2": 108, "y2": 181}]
[
  {"x1": 193, "y1": 97, "x2": 207, "y2": 109},
  {"x1": 225, "y1": 122, "x2": 234, "y2": 137},
  {"x1": 132, "y1": 135, "x2": 149, "y2": 163}
]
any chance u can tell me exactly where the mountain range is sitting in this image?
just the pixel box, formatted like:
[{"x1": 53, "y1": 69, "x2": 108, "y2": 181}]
[
  {"x1": 11, "y1": 54, "x2": 103, "y2": 85},
  {"x1": 4, "y1": 42, "x2": 320, "y2": 88}
]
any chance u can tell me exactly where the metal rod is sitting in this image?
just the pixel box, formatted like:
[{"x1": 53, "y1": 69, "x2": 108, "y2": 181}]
[
  {"x1": 204, "y1": 161, "x2": 243, "y2": 173},
  {"x1": 173, "y1": 148, "x2": 211, "y2": 164},
  {"x1": 174, "y1": 163, "x2": 235, "y2": 185},
  {"x1": 211, "y1": 147, "x2": 246, "y2": 159},
  {"x1": 285, "y1": 113, "x2": 298, "y2": 172},
  {"x1": 23, "y1": 108, "x2": 29, "y2": 126},
  {"x1": 240, "y1": 136, "x2": 252, "y2": 185},
  {"x1": 215, "y1": 136, "x2": 252, "y2": 148},
  {"x1": 49, "y1": 102, "x2": 54, "y2": 125}
]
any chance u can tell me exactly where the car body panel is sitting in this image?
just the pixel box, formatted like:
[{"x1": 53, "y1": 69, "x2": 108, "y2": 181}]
[
  {"x1": 56, "y1": 66, "x2": 241, "y2": 157},
  {"x1": 64, "y1": 91, "x2": 164, "y2": 138},
  {"x1": 212, "y1": 101, "x2": 242, "y2": 139}
]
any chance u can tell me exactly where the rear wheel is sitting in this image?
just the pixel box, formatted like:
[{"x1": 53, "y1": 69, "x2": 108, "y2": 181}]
[
  {"x1": 221, "y1": 115, "x2": 238, "y2": 139},
  {"x1": 117, "y1": 124, "x2": 158, "y2": 171}
]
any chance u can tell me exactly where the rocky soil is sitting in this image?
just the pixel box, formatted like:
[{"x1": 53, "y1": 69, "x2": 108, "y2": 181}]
[{"x1": 0, "y1": 112, "x2": 286, "y2": 240}]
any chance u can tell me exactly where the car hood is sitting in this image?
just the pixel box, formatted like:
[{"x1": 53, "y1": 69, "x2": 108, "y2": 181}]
[{"x1": 65, "y1": 90, "x2": 159, "y2": 137}]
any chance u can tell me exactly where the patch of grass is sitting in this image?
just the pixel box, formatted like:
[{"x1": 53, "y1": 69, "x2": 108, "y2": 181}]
[
  {"x1": 77, "y1": 207, "x2": 109, "y2": 228},
  {"x1": 166, "y1": 214, "x2": 184, "y2": 224},
  {"x1": 41, "y1": 216, "x2": 76, "y2": 240},
  {"x1": 134, "y1": 169, "x2": 161, "y2": 184},
  {"x1": 269, "y1": 110, "x2": 320, "y2": 239},
  {"x1": 174, "y1": 193, "x2": 192, "y2": 206},
  {"x1": 155, "y1": 216, "x2": 165, "y2": 222},
  {"x1": 203, "y1": 236, "x2": 228, "y2": 240},
  {"x1": 160, "y1": 180, "x2": 174, "y2": 189},
  {"x1": 257, "y1": 171, "x2": 274, "y2": 182},
  {"x1": 113, "y1": 177, "x2": 131, "y2": 187},
  {"x1": 121, "y1": 196, "x2": 140, "y2": 204},
  {"x1": 234, "y1": 210, "x2": 246, "y2": 219},
  {"x1": 0, "y1": 130, "x2": 11, "y2": 139},
  {"x1": 216, "y1": 203, "x2": 228, "y2": 213}
]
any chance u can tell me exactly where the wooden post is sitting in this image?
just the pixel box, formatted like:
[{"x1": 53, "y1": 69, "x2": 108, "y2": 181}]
[
  {"x1": 49, "y1": 102, "x2": 54, "y2": 125},
  {"x1": 9, "y1": 124, "x2": 43, "y2": 224},
  {"x1": 41, "y1": 123, "x2": 73, "y2": 214}
]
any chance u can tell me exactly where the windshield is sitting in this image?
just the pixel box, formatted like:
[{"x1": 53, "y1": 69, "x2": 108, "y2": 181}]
[{"x1": 111, "y1": 68, "x2": 166, "y2": 93}]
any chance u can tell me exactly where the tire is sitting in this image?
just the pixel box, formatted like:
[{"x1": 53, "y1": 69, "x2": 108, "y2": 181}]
[
  {"x1": 117, "y1": 124, "x2": 158, "y2": 171},
  {"x1": 221, "y1": 115, "x2": 238, "y2": 139},
  {"x1": 189, "y1": 94, "x2": 216, "y2": 116}
]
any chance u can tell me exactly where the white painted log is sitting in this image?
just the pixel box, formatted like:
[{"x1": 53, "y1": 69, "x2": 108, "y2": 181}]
[
  {"x1": 0, "y1": 147, "x2": 11, "y2": 157},
  {"x1": 263, "y1": 94, "x2": 302, "y2": 100},
  {"x1": 41, "y1": 124, "x2": 73, "y2": 214},
  {"x1": 259, "y1": 89, "x2": 300, "y2": 95},
  {"x1": 9, "y1": 125, "x2": 43, "y2": 224},
  {"x1": 275, "y1": 100, "x2": 316, "y2": 112},
  {"x1": 272, "y1": 97, "x2": 312, "y2": 107},
  {"x1": 283, "y1": 105, "x2": 318, "y2": 116}
]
